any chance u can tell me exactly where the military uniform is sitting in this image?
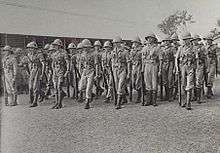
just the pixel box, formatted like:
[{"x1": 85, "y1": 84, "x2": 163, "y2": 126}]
[
  {"x1": 78, "y1": 39, "x2": 97, "y2": 109},
  {"x1": 51, "y1": 40, "x2": 69, "y2": 109},
  {"x1": 25, "y1": 42, "x2": 45, "y2": 107},
  {"x1": 159, "y1": 39, "x2": 175, "y2": 101},
  {"x1": 175, "y1": 33, "x2": 195, "y2": 110},
  {"x1": 142, "y1": 34, "x2": 160, "y2": 106},
  {"x1": 2, "y1": 46, "x2": 18, "y2": 106}
]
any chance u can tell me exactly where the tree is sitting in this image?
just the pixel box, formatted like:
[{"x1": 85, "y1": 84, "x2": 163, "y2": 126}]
[{"x1": 157, "y1": 10, "x2": 195, "y2": 36}]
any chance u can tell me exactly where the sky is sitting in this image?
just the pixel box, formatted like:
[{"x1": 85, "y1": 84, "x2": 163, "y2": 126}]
[{"x1": 0, "y1": 0, "x2": 220, "y2": 40}]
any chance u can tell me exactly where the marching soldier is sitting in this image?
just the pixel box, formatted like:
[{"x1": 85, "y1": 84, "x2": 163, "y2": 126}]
[
  {"x1": 159, "y1": 35, "x2": 176, "y2": 102},
  {"x1": 175, "y1": 32, "x2": 195, "y2": 110},
  {"x1": 93, "y1": 40, "x2": 104, "y2": 97},
  {"x1": 112, "y1": 36, "x2": 129, "y2": 109},
  {"x1": 2, "y1": 45, "x2": 18, "y2": 106},
  {"x1": 50, "y1": 39, "x2": 70, "y2": 109},
  {"x1": 102, "y1": 41, "x2": 113, "y2": 103},
  {"x1": 141, "y1": 33, "x2": 160, "y2": 106},
  {"x1": 130, "y1": 36, "x2": 143, "y2": 103},
  {"x1": 204, "y1": 34, "x2": 218, "y2": 99},
  {"x1": 24, "y1": 41, "x2": 45, "y2": 107},
  {"x1": 78, "y1": 39, "x2": 97, "y2": 109},
  {"x1": 68, "y1": 42, "x2": 80, "y2": 99},
  {"x1": 76, "y1": 42, "x2": 84, "y2": 76}
]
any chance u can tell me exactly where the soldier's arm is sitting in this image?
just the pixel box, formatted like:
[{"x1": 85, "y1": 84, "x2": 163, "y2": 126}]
[
  {"x1": 12, "y1": 56, "x2": 18, "y2": 81},
  {"x1": 175, "y1": 47, "x2": 181, "y2": 73}
]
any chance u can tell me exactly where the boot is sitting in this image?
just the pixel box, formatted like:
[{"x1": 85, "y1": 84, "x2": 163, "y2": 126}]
[
  {"x1": 186, "y1": 90, "x2": 192, "y2": 110},
  {"x1": 168, "y1": 87, "x2": 173, "y2": 102},
  {"x1": 5, "y1": 96, "x2": 9, "y2": 106},
  {"x1": 144, "y1": 90, "x2": 152, "y2": 106},
  {"x1": 29, "y1": 90, "x2": 34, "y2": 104},
  {"x1": 192, "y1": 88, "x2": 197, "y2": 101},
  {"x1": 135, "y1": 90, "x2": 141, "y2": 103},
  {"x1": 122, "y1": 95, "x2": 128, "y2": 105},
  {"x1": 30, "y1": 94, "x2": 39, "y2": 107},
  {"x1": 206, "y1": 87, "x2": 212, "y2": 99},
  {"x1": 197, "y1": 88, "x2": 202, "y2": 104},
  {"x1": 152, "y1": 91, "x2": 158, "y2": 107},
  {"x1": 165, "y1": 86, "x2": 169, "y2": 101},
  {"x1": 84, "y1": 98, "x2": 90, "y2": 109},
  {"x1": 55, "y1": 90, "x2": 66, "y2": 109},
  {"x1": 104, "y1": 97, "x2": 110, "y2": 103},
  {"x1": 77, "y1": 91, "x2": 84, "y2": 103},
  {"x1": 181, "y1": 91, "x2": 187, "y2": 107},
  {"x1": 115, "y1": 95, "x2": 122, "y2": 109},
  {"x1": 51, "y1": 93, "x2": 59, "y2": 109},
  {"x1": 10, "y1": 94, "x2": 18, "y2": 106}
]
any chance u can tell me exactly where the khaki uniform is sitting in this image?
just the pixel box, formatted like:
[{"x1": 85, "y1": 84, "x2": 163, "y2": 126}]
[
  {"x1": 159, "y1": 45, "x2": 175, "y2": 101},
  {"x1": 2, "y1": 54, "x2": 18, "y2": 106},
  {"x1": 78, "y1": 51, "x2": 96, "y2": 99}
]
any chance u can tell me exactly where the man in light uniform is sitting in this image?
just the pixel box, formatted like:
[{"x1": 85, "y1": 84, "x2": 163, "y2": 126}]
[
  {"x1": 141, "y1": 33, "x2": 160, "y2": 106},
  {"x1": 102, "y1": 41, "x2": 113, "y2": 103},
  {"x1": 112, "y1": 36, "x2": 129, "y2": 109},
  {"x1": 93, "y1": 40, "x2": 104, "y2": 97},
  {"x1": 78, "y1": 39, "x2": 97, "y2": 109},
  {"x1": 50, "y1": 39, "x2": 70, "y2": 109},
  {"x1": 2, "y1": 45, "x2": 18, "y2": 106},
  {"x1": 24, "y1": 41, "x2": 45, "y2": 107},
  {"x1": 129, "y1": 36, "x2": 143, "y2": 103},
  {"x1": 175, "y1": 32, "x2": 195, "y2": 110},
  {"x1": 204, "y1": 34, "x2": 218, "y2": 99},
  {"x1": 159, "y1": 35, "x2": 176, "y2": 101},
  {"x1": 191, "y1": 35, "x2": 207, "y2": 103}
]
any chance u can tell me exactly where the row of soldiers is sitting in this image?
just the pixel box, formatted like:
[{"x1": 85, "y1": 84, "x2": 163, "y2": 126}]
[{"x1": 1, "y1": 31, "x2": 219, "y2": 110}]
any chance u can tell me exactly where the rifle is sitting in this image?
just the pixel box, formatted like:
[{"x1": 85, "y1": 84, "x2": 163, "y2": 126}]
[
  {"x1": 109, "y1": 59, "x2": 117, "y2": 105},
  {"x1": 129, "y1": 62, "x2": 132, "y2": 102},
  {"x1": 141, "y1": 71, "x2": 145, "y2": 106}
]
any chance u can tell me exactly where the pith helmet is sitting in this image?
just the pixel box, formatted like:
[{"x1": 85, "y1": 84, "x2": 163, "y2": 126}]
[
  {"x1": 44, "y1": 44, "x2": 50, "y2": 50},
  {"x1": 112, "y1": 36, "x2": 122, "y2": 43},
  {"x1": 68, "y1": 42, "x2": 76, "y2": 49},
  {"x1": 82, "y1": 39, "x2": 92, "y2": 48},
  {"x1": 131, "y1": 36, "x2": 141, "y2": 43},
  {"x1": 27, "y1": 41, "x2": 38, "y2": 49},
  {"x1": 52, "y1": 39, "x2": 63, "y2": 46},
  {"x1": 181, "y1": 32, "x2": 192, "y2": 40},
  {"x1": 103, "y1": 41, "x2": 112, "y2": 48},
  {"x1": 94, "y1": 40, "x2": 102, "y2": 46}
]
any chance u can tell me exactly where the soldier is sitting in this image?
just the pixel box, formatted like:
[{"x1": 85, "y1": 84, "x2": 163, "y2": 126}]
[
  {"x1": 102, "y1": 41, "x2": 113, "y2": 103},
  {"x1": 191, "y1": 35, "x2": 207, "y2": 103},
  {"x1": 175, "y1": 32, "x2": 195, "y2": 110},
  {"x1": 159, "y1": 35, "x2": 176, "y2": 102},
  {"x1": 171, "y1": 33, "x2": 180, "y2": 100},
  {"x1": 129, "y1": 36, "x2": 143, "y2": 103},
  {"x1": 204, "y1": 34, "x2": 218, "y2": 99},
  {"x1": 2, "y1": 45, "x2": 18, "y2": 106},
  {"x1": 68, "y1": 42, "x2": 80, "y2": 99},
  {"x1": 76, "y1": 42, "x2": 84, "y2": 76},
  {"x1": 93, "y1": 40, "x2": 104, "y2": 97},
  {"x1": 50, "y1": 39, "x2": 70, "y2": 109},
  {"x1": 112, "y1": 36, "x2": 129, "y2": 109},
  {"x1": 24, "y1": 41, "x2": 45, "y2": 107},
  {"x1": 141, "y1": 33, "x2": 160, "y2": 106},
  {"x1": 78, "y1": 39, "x2": 97, "y2": 109}
]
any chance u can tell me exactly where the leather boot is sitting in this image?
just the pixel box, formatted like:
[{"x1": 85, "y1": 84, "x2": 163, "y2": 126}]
[
  {"x1": 77, "y1": 91, "x2": 84, "y2": 103},
  {"x1": 169, "y1": 87, "x2": 173, "y2": 102},
  {"x1": 182, "y1": 91, "x2": 187, "y2": 107},
  {"x1": 206, "y1": 87, "x2": 212, "y2": 99},
  {"x1": 186, "y1": 90, "x2": 192, "y2": 110},
  {"x1": 115, "y1": 95, "x2": 122, "y2": 109},
  {"x1": 30, "y1": 94, "x2": 39, "y2": 107},
  {"x1": 29, "y1": 90, "x2": 34, "y2": 104},
  {"x1": 84, "y1": 98, "x2": 90, "y2": 109},
  {"x1": 135, "y1": 90, "x2": 141, "y2": 103},
  {"x1": 144, "y1": 90, "x2": 151, "y2": 106},
  {"x1": 165, "y1": 86, "x2": 169, "y2": 101},
  {"x1": 10, "y1": 94, "x2": 18, "y2": 106},
  {"x1": 55, "y1": 90, "x2": 65, "y2": 109},
  {"x1": 5, "y1": 96, "x2": 9, "y2": 106},
  {"x1": 122, "y1": 95, "x2": 128, "y2": 105},
  {"x1": 51, "y1": 93, "x2": 59, "y2": 109},
  {"x1": 104, "y1": 97, "x2": 110, "y2": 103},
  {"x1": 197, "y1": 88, "x2": 202, "y2": 104},
  {"x1": 152, "y1": 91, "x2": 158, "y2": 107}
]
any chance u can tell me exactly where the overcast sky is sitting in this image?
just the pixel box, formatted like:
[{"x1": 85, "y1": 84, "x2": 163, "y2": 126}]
[{"x1": 0, "y1": 0, "x2": 220, "y2": 39}]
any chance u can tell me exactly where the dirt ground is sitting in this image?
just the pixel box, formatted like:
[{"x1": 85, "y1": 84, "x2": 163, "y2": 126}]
[{"x1": 1, "y1": 79, "x2": 220, "y2": 153}]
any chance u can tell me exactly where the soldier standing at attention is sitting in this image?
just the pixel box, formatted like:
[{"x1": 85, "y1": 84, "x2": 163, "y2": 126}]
[
  {"x1": 112, "y1": 36, "x2": 129, "y2": 109},
  {"x1": 191, "y1": 35, "x2": 207, "y2": 103},
  {"x1": 2, "y1": 45, "x2": 18, "y2": 106},
  {"x1": 25, "y1": 42, "x2": 45, "y2": 107},
  {"x1": 130, "y1": 36, "x2": 143, "y2": 103},
  {"x1": 102, "y1": 41, "x2": 113, "y2": 103},
  {"x1": 50, "y1": 39, "x2": 70, "y2": 109},
  {"x1": 78, "y1": 39, "x2": 97, "y2": 109},
  {"x1": 141, "y1": 33, "x2": 160, "y2": 106},
  {"x1": 159, "y1": 35, "x2": 176, "y2": 102},
  {"x1": 175, "y1": 32, "x2": 195, "y2": 110},
  {"x1": 93, "y1": 40, "x2": 104, "y2": 98},
  {"x1": 204, "y1": 34, "x2": 218, "y2": 99}
]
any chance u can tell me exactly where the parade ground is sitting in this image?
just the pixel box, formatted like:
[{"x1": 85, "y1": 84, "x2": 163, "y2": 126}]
[{"x1": 1, "y1": 78, "x2": 220, "y2": 153}]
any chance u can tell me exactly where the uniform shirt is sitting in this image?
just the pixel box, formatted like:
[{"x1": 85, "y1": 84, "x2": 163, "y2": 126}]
[
  {"x1": 2, "y1": 54, "x2": 17, "y2": 78},
  {"x1": 177, "y1": 44, "x2": 195, "y2": 66},
  {"x1": 141, "y1": 43, "x2": 160, "y2": 63},
  {"x1": 80, "y1": 50, "x2": 96, "y2": 71},
  {"x1": 112, "y1": 46, "x2": 129, "y2": 71},
  {"x1": 192, "y1": 44, "x2": 206, "y2": 65},
  {"x1": 205, "y1": 44, "x2": 218, "y2": 63},
  {"x1": 129, "y1": 46, "x2": 142, "y2": 71},
  {"x1": 159, "y1": 45, "x2": 175, "y2": 62},
  {"x1": 51, "y1": 49, "x2": 69, "y2": 73},
  {"x1": 101, "y1": 50, "x2": 112, "y2": 69}
]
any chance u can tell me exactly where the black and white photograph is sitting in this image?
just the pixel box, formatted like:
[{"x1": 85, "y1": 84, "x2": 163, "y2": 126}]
[{"x1": 0, "y1": 0, "x2": 220, "y2": 152}]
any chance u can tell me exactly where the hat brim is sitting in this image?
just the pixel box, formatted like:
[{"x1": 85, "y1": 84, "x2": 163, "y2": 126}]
[
  {"x1": 145, "y1": 36, "x2": 156, "y2": 40},
  {"x1": 191, "y1": 38, "x2": 201, "y2": 41},
  {"x1": 182, "y1": 37, "x2": 192, "y2": 40}
]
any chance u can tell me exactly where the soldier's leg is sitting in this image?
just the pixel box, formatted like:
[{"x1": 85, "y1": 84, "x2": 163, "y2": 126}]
[
  {"x1": 51, "y1": 75, "x2": 59, "y2": 109},
  {"x1": 144, "y1": 63, "x2": 152, "y2": 106},
  {"x1": 185, "y1": 67, "x2": 194, "y2": 110},
  {"x1": 84, "y1": 72, "x2": 94, "y2": 109},
  {"x1": 135, "y1": 71, "x2": 142, "y2": 103},
  {"x1": 30, "y1": 76, "x2": 41, "y2": 107},
  {"x1": 55, "y1": 76, "x2": 65, "y2": 109},
  {"x1": 116, "y1": 70, "x2": 126, "y2": 109},
  {"x1": 152, "y1": 65, "x2": 158, "y2": 106},
  {"x1": 28, "y1": 77, "x2": 34, "y2": 104},
  {"x1": 3, "y1": 76, "x2": 9, "y2": 106},
  {"x1": 207, "y1": 63, "x2": 216, "y2": 98},
  {"x1": 105, "y1": 72, "x2": 113, "y2": 103},
  {"x1": 181, "y1": 65, "x2": 187, "y2": 107},
  {"x1": 78, "y1": 71, "x2": 86, "y2": 103},
  {"x1": 196, "y1": 65, "x2": 204, "y2": 103}
]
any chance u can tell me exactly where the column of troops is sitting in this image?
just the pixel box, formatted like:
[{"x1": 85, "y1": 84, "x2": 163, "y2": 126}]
[{"x1": 1, "y1": 32, "x2": 219, "y2": 110}]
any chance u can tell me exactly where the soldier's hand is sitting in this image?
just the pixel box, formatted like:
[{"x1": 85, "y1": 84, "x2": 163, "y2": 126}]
[
  {"x1": 158, "y1": 71, "x2": 161, "y2": 76},
  {"x1": 64, "y1": 71, "x2": 69, "y2": 78}
]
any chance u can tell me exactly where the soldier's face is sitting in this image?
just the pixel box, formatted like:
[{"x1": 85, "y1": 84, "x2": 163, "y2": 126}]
[
  {"x1": 192, "y1": 39, "x2": 199, "y2": 45},
  {"x1": 53, "y1": 45, "x2": 59, "y2": 50},
  {"x1": 183, "y1": 39, "x2": 191, "y2": 45},
  {"x1": 114, "y1": 42, "x2": 121, "y2": 48},
  {"x1": 206, "y1": 39, "x2": 212, "y2": 45},
  {"x1": 104, "y1": 47, "x2": 111, "y2": 52},
  {"x1": 94, "y1": 46, "x2": 100, "y2": 51}
]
